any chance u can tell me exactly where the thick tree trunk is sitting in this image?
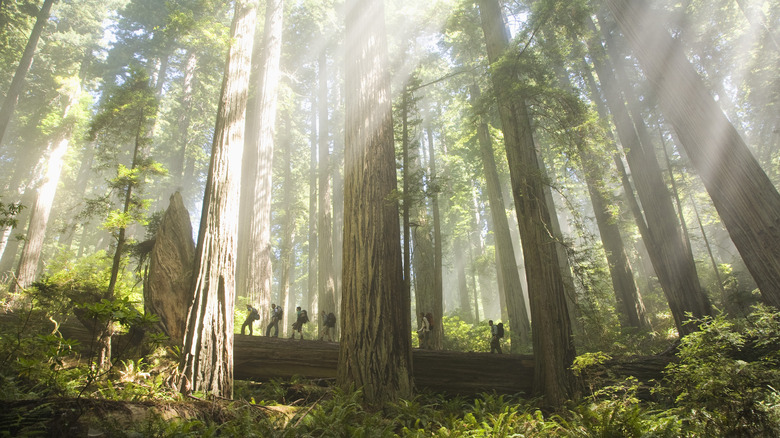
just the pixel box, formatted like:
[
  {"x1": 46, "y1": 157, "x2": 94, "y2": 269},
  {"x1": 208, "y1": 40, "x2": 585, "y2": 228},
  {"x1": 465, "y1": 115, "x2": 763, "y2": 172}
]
[
  {"x1": 470, "y1": 84, "x2": 530, "y2": 349},
  {"x1": 0, "y1": 0, "x2": 54, "y2": 143},
  {"x1": 606, "y1": 0, "x2": 780, "y2": 310},
  {"x1": 318, "y1": 49, "x2": 336, "y2": 336},
  {"x1": 340, "y1": 0, "x2": 413, "y2": 406},
  {"x1": 478, "y1": 0, "x2": 576, "y2": 407},
  {"x1": 179, "y1": 0, "x2": 257, "y2": 399}
]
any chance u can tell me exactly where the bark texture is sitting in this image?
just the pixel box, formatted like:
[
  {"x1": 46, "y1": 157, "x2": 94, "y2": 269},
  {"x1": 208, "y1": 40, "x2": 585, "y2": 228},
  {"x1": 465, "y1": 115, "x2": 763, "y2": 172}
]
[
  {"x1": 478, "y1": 0, "x2": 577, "y2": 407},
  {"x1": 340, "y1": 0, "x2": 413, "y2": 406},
  {"x1": 144, "y1": 192, "x2": 195, "y2": 345},
  {"x1": 179, "y1": 0, "x2": 257, "y2": 399}
]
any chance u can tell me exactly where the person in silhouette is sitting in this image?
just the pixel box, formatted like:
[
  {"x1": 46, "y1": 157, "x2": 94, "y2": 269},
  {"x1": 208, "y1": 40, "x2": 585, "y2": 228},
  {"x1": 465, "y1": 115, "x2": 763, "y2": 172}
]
[
  {"x1": 417, "y1": 312, "x2": 431, "y2": 348},
  {"x1": 265, "y1": 303, "x2": 281, "y2": 337},
  {"x1": 291, "y1": 306, "x2": 309, "y2": 339},
  {"x1": 241, "y1": 304, "x2": 260, "y2": 336},
  {"x1": 489, "y1": 320, "x2": 502, "y2": 354},
  {"x1": 321, "y1": 310, "x2": 336, "y2": 341}
]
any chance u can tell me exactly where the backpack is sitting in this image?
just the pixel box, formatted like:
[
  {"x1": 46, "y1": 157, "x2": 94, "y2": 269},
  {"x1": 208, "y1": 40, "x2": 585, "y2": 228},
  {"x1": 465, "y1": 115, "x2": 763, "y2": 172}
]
[
  {"x1": 425, "y1": 312, "x2": 434, "y2": 331},
  {"x1": 325, "y1": 312, "x2": 336, "y2": 326},
  {"x1": 249, "y1": 307, "x2": 260, "y2": 320},
  {"x1": 301, "y1": 310, "x2": 309, "y2": 324},
  {"x1": 496, "y1": 323, "x2": 504, "y2": 338},
  {"x1": 275, "y1": 306, "x2": 283, "y2": 318}
]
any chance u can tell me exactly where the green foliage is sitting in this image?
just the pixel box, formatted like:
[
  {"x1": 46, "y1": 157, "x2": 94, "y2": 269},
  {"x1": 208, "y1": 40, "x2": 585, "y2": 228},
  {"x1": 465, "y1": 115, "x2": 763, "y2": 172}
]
[
  {"x1": 441, "y1": 315, "x2": 491, "y2": 353},
  {"x1": 563, "y1": 378, "x2": 682, "y2": 438},
  {"x1": 662, "y1": 306, "x2": 780, "y2": 437},
  {"x1": 0, "y1": 199, "x2": 24, "y2": 228}
]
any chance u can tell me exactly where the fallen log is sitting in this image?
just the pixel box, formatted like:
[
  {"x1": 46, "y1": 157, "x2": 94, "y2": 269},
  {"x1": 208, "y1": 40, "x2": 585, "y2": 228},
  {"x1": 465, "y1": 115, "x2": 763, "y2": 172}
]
[{"x1": 234, "y1": 334, "x2": 535, "y2": 395}]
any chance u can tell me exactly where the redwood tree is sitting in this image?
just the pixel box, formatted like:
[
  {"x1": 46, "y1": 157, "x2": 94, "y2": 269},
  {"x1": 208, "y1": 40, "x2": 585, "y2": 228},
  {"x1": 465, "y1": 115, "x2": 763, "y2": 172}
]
[
  {"x1": 338, "y1": 0, "x2": 413, "y2": 406},
  {"x1": 179, "y1": 0, "x2": 257, "y2": 398},
  {"x1": 477, "y1": 0, "x2": 577, "y2": 407}
]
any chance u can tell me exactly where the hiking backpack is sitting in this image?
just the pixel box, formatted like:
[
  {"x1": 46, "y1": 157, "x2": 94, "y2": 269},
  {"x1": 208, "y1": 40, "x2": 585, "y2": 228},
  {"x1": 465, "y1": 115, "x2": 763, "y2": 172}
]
[
  {"x1": 301, "y1": 309, "x2": 309, "y2": 323},
  {"x1": 496, "y1": 322, "x2": 504, "y2": 338},
  {"x1": 326, "y1": 312, "x2": 336, "y2": 326},
  {"x1": 425, "y1": 312, "x2": 434, "y2": 331}
]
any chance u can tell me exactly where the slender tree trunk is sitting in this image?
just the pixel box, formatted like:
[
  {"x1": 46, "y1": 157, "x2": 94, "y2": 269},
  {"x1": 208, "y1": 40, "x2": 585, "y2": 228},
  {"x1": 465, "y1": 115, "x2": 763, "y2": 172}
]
[
  {"x1": 339, "y1": 0, "x2": 413, "y2": 406},
  {"x1": 179, "y1": 0, "x2": 257, "y2": 398},
  {"x1": 279, "y1": 113, "x2": 296, "y2": 339},
  {"x1": 606, "y1": 0, "x2": 780, "y2": 310},
  {"x1": 454, "y1": 238, "x2": 472, "y2": 321},
  {"x1": 307, "y1": 90, "x2": 318, "y2": 318},
  {"x1": 478, "y1": 0, "x2": 576, "y2": 406},
  {"x1": 0, "y1": 0, "x2": 54, "y2": 143},
  {"x1": 318, "y1": 48, "x2": 336, "y2": 334},
  {"x1": 401, "y1": 90, "x2": 412, "y2": 324},
  {"x1": 171, "y1": 50, "x2": 197, "y2": 189},
  {"x1": 425, "y1": 126, "x2": 444, "y2": 350},
  {"x1": 107, "y1": 121, "x2": 144, "y2": 297},
  {"x1": 470, "y1": 84, "x2": 530, "y2": 349}
]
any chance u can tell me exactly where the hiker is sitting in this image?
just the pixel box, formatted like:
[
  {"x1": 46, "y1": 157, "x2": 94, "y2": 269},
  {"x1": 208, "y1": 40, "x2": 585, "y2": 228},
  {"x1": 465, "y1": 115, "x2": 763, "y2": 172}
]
[
  {"x1": 489, "y1": 320, "x2": 503, "y2": 354},
  {"x1": 291, "y1": 306, "x2": 309, "y2": 339},
  {"x1": 241, "y1": 304, "x2": 260, "y2": 336},
  {"x1": 417, "y1": 312, "x2": 431, "y2": 348},
  {"x1": 320, "y1": 310, "x2": 336, "y2": 342},
  {"x1": 265, "y1": 303, "x2": 282, "y2": 337}
]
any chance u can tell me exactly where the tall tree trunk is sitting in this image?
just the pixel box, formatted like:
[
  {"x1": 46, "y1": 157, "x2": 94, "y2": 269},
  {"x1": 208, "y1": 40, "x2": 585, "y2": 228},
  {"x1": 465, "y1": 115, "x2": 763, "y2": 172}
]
[
  {"x1": 425, "y1": 126, "x2": 444, "y2": 350},
  {"x1": 339, "y1": 0, "x2": 413, "y2": 406},
  {"x1": 237, "y1": 0, "x2": 284, "y2": 328},
  {"x1": 401, "y1": 89, "x2": 412, "y2": 326},
  {"x1": 107, "y1": 119, "x2": 145, "y2": 297},
  {"x1": 307, "y1": 90, "x2": 318, "y2": 319},
  {"x1": 279, "y1": 113, "x2": 296, "y2": 339},
  {"x1": 606, "y1": 0, "x2": 780, "y2": 310},
  {"x1": 179, "y1": 0, "x2": 257, "y2": 398},
  {"x1": 584, "y1": 15, "x2": 711, "y2": 335},
  {"x1": 454, "y1": 238, "x2": 472, "y2": 321},
  {"x1": 470, "y1": 84, "x2": 530, "y2": 349},
  {"x1": 478, "y1": 0, "x2": 576, "y2": 407},
  {"x1": 10, "y1": 102, "x2": 75, "y2": 292},
  {"x1": 318, "y1": 49, "x2": 336, "y2": 335},
  {"x1": 0, "y1": 0, "x2": 54, "y2": 143},
  {"x1": 170, "y1": 50, "x2": 197, "y2": 190}
]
